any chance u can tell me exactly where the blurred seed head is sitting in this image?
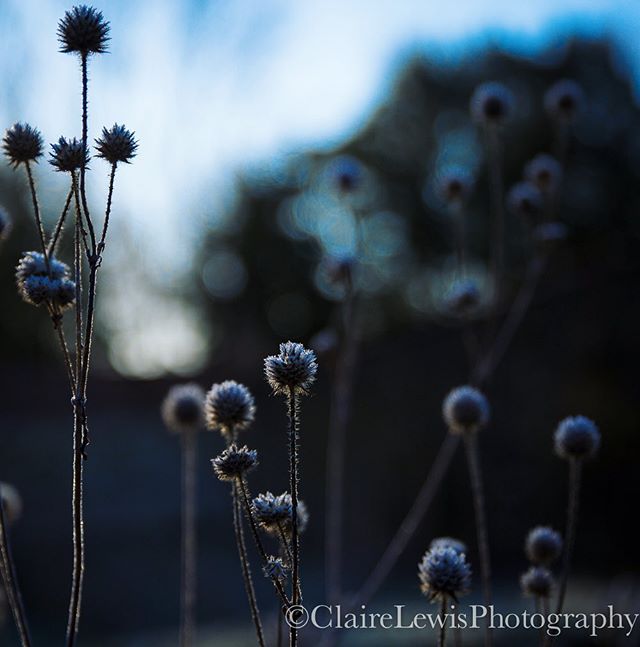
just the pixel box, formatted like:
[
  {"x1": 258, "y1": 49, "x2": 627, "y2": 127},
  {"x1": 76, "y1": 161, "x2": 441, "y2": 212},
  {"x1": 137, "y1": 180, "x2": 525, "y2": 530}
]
[
  {"x1": 0, "y1": 206, "x2": 12, "y2": 240},
  {"x1": 443, "y1": 279, "x2": 481, "y2": 318},
  {"x1": 507, "y1": 182, "x2": 544, "y2": 223},
  {"x1": 0, "y1": 483, "x2": 23, "y2": 526},
  {"x1": 58, "y1": 5, "x2": 110, "y2": 55},
  {"x1": 3, "y1": 123, "x2": 44, "y2": 167},
  {"x1": 264, "y1": 341, "x2": 318, "y2": 396},
  {"x1": 520, "y1": 566, "x2": 554, "y2": 598},
  {"x1": 470, "y1": 82, "x2": 514, "y2": 126},
  {"x1": 554, "y1": 415, "x2": 601, "y2": 460},
  {"x1": 435, "y1": 166, "x2": 474, "y2": 205},
  {"x1": 525, "y1": 526, "x2": 563, "y2": 565},
  {"x1": 49, "y1": 137, "x2": 89, "y2": 173},
  {"x1": 328, "y1": 155, "x2": 364, "y2": 194},
  {"x1": 161, "y1": 383, "x2": 205, "y2": 434},
  {"x1": 418, "y1": 546, "x2": 472, "y2": 602},
  {"x1": 205, "y1": 380, "x2": 255, "y2": 435},
  {"x1": 524, "y1": 154, "x2": 563, "y2": 195},
  {"x1": 263, "y1": 556, "x2": 289, "y2": 581},
  {"x1": 443, "y1": 386, "x2": 490, "y2": 434},
  {"x1": 16, "y1": 251, "x2": 70, "y2": 282},
  {"x1": 95, "y1": 124, "x2": 138, "y2": 165},
  {"x1": 430, "y1": 536, "x2": 468, "y2": 556},
  {"x1": 544, "y1": 79, "x2": 584, "y2": 123},
  {"x1": 211, "y1": 444, "x2": 258, "y2": 481}
]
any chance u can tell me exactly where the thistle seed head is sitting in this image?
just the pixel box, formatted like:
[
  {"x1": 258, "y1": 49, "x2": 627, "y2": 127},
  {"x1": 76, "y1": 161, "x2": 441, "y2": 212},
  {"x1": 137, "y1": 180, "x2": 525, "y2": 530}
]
[
  {"x1": 161, "y1": 383, "x2": 205, "y2": 433},
  {"x1": 524, "y1": 154, "x2": 563, "y2": 195},
  {"x1": 329, "y1": 155, "x2": 363, "y2": 194},
  {"x1": 264, "y1": 341, "x2": 318, "y2": 396},
  {"x1": 211, "y1": 444, "x2": 258, "y2": 481},
  {"x1": 58, "y1": 5, "x2": 110, "y2": 55},
  {"x1": 263, "y1": 556, "x2": 290, "y2": 581},
  {"x1": 49, "y1": 137, "x2": 89, "y2": 173},
  {"x1": 554, "y1": 415, "x2": 600, "y2": 460},
  {"x1": 252, "y1": 491, "x2": 292, "y2": 533},
  {"x1": 95, "y1": 124, "x2": 138, "y2": 165},
  {"x1": 48, "y1": 278, "x2": 77, "y2": 310},
  {"x1": 436, "y1": 167, "x2": 474, "y2": 204},
  {"x1": 544, "y1": 79, "x2": 584, "y2": 123},
  {"x1": 443, "y1": 386, "x2": 490, "y2": 434},
  {"x1": 0, "y1": 483, "x2": 23, "y2": 526},
  {"x1": 507, "y1": 182, "x2": 544, "y2": 223},
  {"x1": 204, "y1": 380, "x2": 255, "y2": 434},
  {"x1": 525, "y1": 526, "x2": 563, "y2": 565},
  {"x1": 520, "y1": 566, "x2": 554, "y2": 598},
  {"x1": 3, "y1": 123, "x2": 44, "y2": 167},
  {"x1": 16, "y1": 252, "x2": 74, "y2": 307},
  {"x1": 0, "y1": 206, "x2": 12, "y2": 240},
  {"x1": 418, "y1": 546, "x2": 472, "y2": 602},
  {"x1": 16, "y1": 251, "x2": 70, "y2": 282},
  {"x1": 429, "y1": 537, "x2": 468, "y2": 556},
  {"x1": 470, "y1": 82, "x2": 514, "y2": 125}
]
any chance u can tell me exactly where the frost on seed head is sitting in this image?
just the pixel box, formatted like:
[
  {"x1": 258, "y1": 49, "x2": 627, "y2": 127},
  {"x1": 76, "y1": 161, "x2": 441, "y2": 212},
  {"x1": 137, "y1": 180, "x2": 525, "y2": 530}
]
[
  {"x1": 442, "y1": 386, "x2": 490, "y2": 434},
  {"x1": 211, "y1": 444, "x2": 258, "y2": 481},
  {"x1": 264, "y1": 341, "x2": 318, "y2": 396},
  {"x1": 205, "y1": 380, "x2": 255, "y2": 435},
  {"x1": 418, "y1": 546, "x2": 472, "y2": 602}
]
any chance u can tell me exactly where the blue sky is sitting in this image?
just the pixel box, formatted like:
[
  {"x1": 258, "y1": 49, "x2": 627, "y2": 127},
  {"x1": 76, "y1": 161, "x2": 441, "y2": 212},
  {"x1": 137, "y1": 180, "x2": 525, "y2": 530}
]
[{"x1": 1, "y1": 0, "x2": 639, "y2": 376}]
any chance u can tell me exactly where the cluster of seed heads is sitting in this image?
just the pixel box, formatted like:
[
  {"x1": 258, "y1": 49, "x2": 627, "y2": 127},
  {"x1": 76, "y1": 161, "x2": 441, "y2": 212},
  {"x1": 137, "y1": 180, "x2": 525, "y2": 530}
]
[
  {"x1": 442, "y1": 385, "x2": 490, "y2": 434},
  {"x1": 205, "y1": 380, "x2": 256, "y2": 434},
  {"x1": 161, "y1": 383, "x2": 205, "y2": 434},
  {"x1": 15, "y1": 251, "x2": 76, "y2": 309},
  {"x1": 418, "y1": 545, "x2": 472, "y2": 602}
]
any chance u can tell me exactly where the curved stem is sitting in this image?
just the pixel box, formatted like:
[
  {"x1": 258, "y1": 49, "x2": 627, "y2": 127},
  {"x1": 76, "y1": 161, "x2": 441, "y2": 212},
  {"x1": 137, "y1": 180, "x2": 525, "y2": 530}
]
[
  {"x1": 98, "y1": 163, "x2": 117, "y2": 253},
  {"x1": 24, "y1": 161, "x2": 50, "y2": 273},
  {"x1": 48, "y1": 187, "x2": 74, "y2": 256},
  {"x1": 462, "y1": 433, "x2": 492, "y2": 647},
  {"x1": 179, "y1": 431, "x2": 197, "y2": 647},
  {"x1": 555, "y1": 459, "x2": 581, "y2": 615},
  {"x1": 232, "y1": 482, "x2": 265, "y2": 647},
  {"x1": 0, "y1": 497, "x2": 32, "y2": 646}
]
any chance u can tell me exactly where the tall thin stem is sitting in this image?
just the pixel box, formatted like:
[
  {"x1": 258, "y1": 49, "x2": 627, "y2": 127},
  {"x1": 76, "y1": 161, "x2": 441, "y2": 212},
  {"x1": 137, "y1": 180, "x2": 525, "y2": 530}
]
[
  {"x1": 98, "y1": 163, "x2": 117, "y2": 253},
  {"x1": 555, "y1": 459, "x2": 581, "y2": 615},
  {"x1": 79, "y1": 53, "x2": 96, "y2": 254},
  {"x1": 24, "y1": 161, "x2": 51, "y2": 273},
  {"x1": 47, "y1": 187, "x2": 74, "y2": 256},
  {"x1": 231, "y1": 483, "x2": 265, "y2": 647},
  {"x1": 438, "y1": 597, "x2": 448, "y2": 647},
  {"x1": 287, "y1": 387, "x2": 300, "y2": 647},
  {"x1": 0, "y1": 498, "x2": 32, "y2": 647},
  {"x1": 462, "y1": 432, "x2": 492, "y2": 647},
  {"x1": 485, "y1": 127, "x2": 504, "y2": 297},
  {"x1": 179, "y1": 430, "x2": 197, "y2": 647}
]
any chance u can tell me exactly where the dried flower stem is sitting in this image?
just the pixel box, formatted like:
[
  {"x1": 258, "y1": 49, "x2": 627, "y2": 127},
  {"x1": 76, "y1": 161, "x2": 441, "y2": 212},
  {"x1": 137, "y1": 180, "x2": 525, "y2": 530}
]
[
  {"x1": 48, "y1": 187, "x2": 74, "y2": 256},
  {"x1": 287, "y1": 386, "x2": 301, "y2": 647},
  {"x1": 0, "y1": 498, "x2": 32, "y2": 647},
  {"x1": 555, "y1": 459, "x2": 581, "y2": 615},
  {"x1": 24, "y1": 161, "x2": 51, "y2": 275},
  {"x1": 463, "y1": 432, "x2": 492, "y2": 647},
  {"x1": 78, "y1": 53, "x2": 96, "y2": 252},
  {"x1": 439, "y1": 597, "x2": 448, "y2": 647},
  {"x1": 485, "y1": 127, "x2": 504, "y2": 295},
  {"x1": 179, "y1": 430, "x2": 197, "y2": 647}
]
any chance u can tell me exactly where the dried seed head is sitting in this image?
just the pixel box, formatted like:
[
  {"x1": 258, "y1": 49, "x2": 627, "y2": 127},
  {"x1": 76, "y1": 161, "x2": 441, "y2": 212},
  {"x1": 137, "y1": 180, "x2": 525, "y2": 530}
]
[
  {"x1": 418, "y1": 546, "x2": 472, "y2": 602},
  {"x1": 0, "y1": 483, "x2": 23, "y2": 526},
  {"x1": 263, "y1": 556, "x2": 289, "y2": 581},
  {"x1": 49, "y1": 137, "x2": 89, "y2": 173},
  {"x1": 328, "y1": 155, "x2": 363, "y2": 194},
  {"x1": 554, "y1": 415, "x2": 600, "y2": 460},
  {"x1": 3, "y1": 123, "x2": 44, "y2": 167},
  {"x1": 436, "y1": 167, "x2": 474, "y2": 204},
  {"x1": 444, "y1": 279, "x2": 481, "y2": 317},
  {"x1": 205, "y1": 380, "x2": 255, "y2": 434},
  {"x1": 58, "y1": 5, "x2": 110, "y2": 55},
  {"x1": 443, "y1": 386, "x2": 490, "y2": 434},
  {"x1": 161, "y1": 383, "x2": 205, "y2": 433},
  {"x1": 524, "y1": 154, "x2": 563, "y2": 195},
  {"x1": 95, "y1": 124, "x2": 138, "y2": 165},
  {"x1": 264, "y1": 341, "x2": 318, "y2": 396},
  {"x1": 525, "y1": 526, "x2": 563, "y2": 565},
  {"x1": 470, "y1": 82, "x2": 514, "y2": 125},
  {"x1": 16, "y1": 251, "x2": 74, "y2": 307},
  {"x1": 16, "y1": 251, "x2": 70, "y2": 282},
  {"x1": 211, "y1": 444, "x2": 258, "y2": 481},
  {"x1": 429, "y1": 537, "x2": 468, "y2": 556},
  {"x1": 507, "y1": 182, "x2": 544, "y2": 223},
  {"x1": 520, "y1": 566, "x2": 554, "y2": 598},
  {"x1": 0, "y1": 206, "x2": 12, "y2": 240},
  {"x1": 48, "y1": 278, "x2": 77, "y2": 310},
  {"x1": 544, "y1": 79, "x2": 584, "y2": 123},
  {"x1": 253, "y1": 491, "x2": 292, "y2": 534}
]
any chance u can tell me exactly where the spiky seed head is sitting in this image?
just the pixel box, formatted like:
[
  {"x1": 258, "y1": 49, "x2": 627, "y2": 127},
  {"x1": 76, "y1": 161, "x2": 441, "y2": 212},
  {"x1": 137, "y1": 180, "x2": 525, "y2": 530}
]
[
  {"x1": 328, "y1": 155, "x2": 363, "y2": 194},
  {"x1": 264, "y1": 341, "x2": 318, "y2": 396},
  {"x1": 418, "y1": 546, "x2": 472, "y2": 602},
  {"x1": 16, "y1": 252, "x2": 74, "y2": 307},
  {"x1": 470, "y1": 82, "x2": 514, "y2": 125},
  {"x1": 520, "y1": 566, "x2": 554, "y2": 598},
  {"x1": 0, "y1": 483, "x2": 23, "y2": 526},
  {"x1": 161, "y1": 383, "x2": 205, "y2": 433},
  {"x1": 533, "y1": 222, "x2": 568, "y2": 247},
  {"x1": 429, "y1": 537, "x2": 468, "y2": 556},
  {"x1": 95, "y1": 124, "x2": 138, "y2": 165},
  {"x1": 15, "y1": 251, "x2": 70, "y2": 282},
  {"x1": 58, "y1": 5, "x2": 110, "y2": 55},
  {"x1": 0, "y1": 206, "x2": 12, "y2": 240},
  {"x1": 252, "y1": 491, "x2": 293, "y2": 533},
  {"x1": 19, "y1": 276, "x2": 51, "y2": 306},
  {"x1": 436, "y1": 167, "x2": 474, "y2": 204},
  {"x1": 525, "y1": 526, "x2": 563, "y2": 565},
  {"x1": 507, "y1": 182, "x2": 544, "y2": 223},
  {"x1": 554, "y1": 415, "x2": 600, "y2": 460},
  {"x1": 211, "y1": 444, "x2": 258, "y2": 481},
  {"x1": 263, "y1": 556, "x2": 289, "y2": 581},
  {"x1": 49, "y1": 137, "x2": 89, "y2": 173},
  {"x1": 544, "y1": 79, "x2": 584, "y2": 123},
  {"x1": 3, "y1": 123, "x2": 44, "y2": 167},
  {"x1": 204, "y1": 380, "x2": 255, "y2": 434},
  {"x1": 524, "y1": 154, "x2": 563, "y2": 195},
  {"x1": 443, "y1": 386, "x2": 490, "y2": 434}
]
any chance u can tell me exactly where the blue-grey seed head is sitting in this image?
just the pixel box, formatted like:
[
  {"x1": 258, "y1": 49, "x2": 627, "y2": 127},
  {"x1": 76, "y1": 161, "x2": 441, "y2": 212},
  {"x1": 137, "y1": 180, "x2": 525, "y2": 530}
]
[
  {"x1": 58, "y1": 5, "x2": 110, "y2": 55},
  {"x1": 443, "y1": 386, "x2": 490, "y2": 434},
  {"x1": 435, "y1": 167, "x2": 474, "y2": 204},
  {"x1": 444, "y1": 279, "x2": 481, "y2": 317},
  {"x1": 3, "y1": 123, "x2": 44, "y2": 167},
  {"x1": 252, "y1": 491, "x2": 293, "y2": 533},
  {"x1": 328, "y1": 155, "x2": 363, "y2": 194},
  {"x1": 554, "y1": 415, "x2": 600, "y2": 460},
  {"x1": 264, "y1": 341, "x2": 318, "y2": 396},
  {"x1": 544, "y1": 79, "x2": 584, "y2": 122},
  {"x1": 525, "y1": 526, "x2": 563, "y2": 565},
  {"x1": 418, "y1": 546, "x2": 472, "y2": 602},
  {"x1": 520, "y1": 566, "x2": 554, "y2": 598},
  {"x1": 15, "y1": 251, "x2": 70, "y2": 283},
  {"x1": 470, "y1": 82, "x2": 514, "y2": 125},
  {"x1": 161, "y1": 383, "x2": 205, "y2": 433},
  {"x1": 211, "y1": 444, "x2": 258, "y2": 481},
  {"x1": 205, "y1": 380, "x2": 255, "y2": 434},
  {"x1": 263, "y1": 556, "x2": 289, "y2": 581},
  {"x1": 48, "y1": 278, "x2": 77, "y2": 311},
  {"x1": 507, "y1": 182, "x2": 544, "y2": 222},
  {"x1": 49, "y1": 137, "x2": 89, "y2": 173},
  {"x1": 430, "y1": 537, "x2": 468, "y2": 557},
  {"x1": 524, "y1": 154, "x2": 563, "y2": 195},
  {"x1": 95, "y1": 124, "x2": 138, "y2": 165}
]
